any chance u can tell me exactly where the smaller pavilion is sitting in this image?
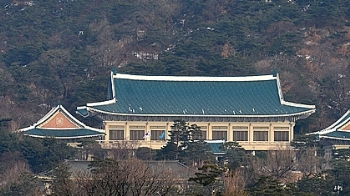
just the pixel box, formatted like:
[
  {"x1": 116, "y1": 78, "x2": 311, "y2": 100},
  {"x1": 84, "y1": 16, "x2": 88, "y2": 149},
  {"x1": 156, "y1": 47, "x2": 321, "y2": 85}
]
[
  {"x1": 19, "y1": 104, "x2": 105, "y2": 139},
  {"x1": 311, "y1": 110, "x2": 350, "y2": 144}
]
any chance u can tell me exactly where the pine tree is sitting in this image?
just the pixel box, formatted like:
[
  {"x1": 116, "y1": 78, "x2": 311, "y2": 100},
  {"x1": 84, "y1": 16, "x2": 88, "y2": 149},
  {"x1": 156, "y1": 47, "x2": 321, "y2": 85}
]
[{"x1": 51, "y1": 162, "x2": 74, "y2": 196}]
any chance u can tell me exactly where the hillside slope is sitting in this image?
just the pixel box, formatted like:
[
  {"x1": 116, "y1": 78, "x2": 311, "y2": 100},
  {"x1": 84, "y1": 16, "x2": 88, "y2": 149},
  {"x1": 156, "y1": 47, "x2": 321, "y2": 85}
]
[{"x1": 0, "y1": 0, "x2": 350, "y2": 134}]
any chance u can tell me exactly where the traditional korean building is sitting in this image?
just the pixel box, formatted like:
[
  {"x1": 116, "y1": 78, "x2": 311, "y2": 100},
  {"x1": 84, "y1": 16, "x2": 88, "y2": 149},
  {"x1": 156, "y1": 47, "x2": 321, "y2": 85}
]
[
  {"x1": 19, "y1": 104, "x2": 105, "y2": 139},
  {"x1": 77, "y1": 71, "x2": 315, "y2": 150},
  {"x1": 312, "y1": 110, "x2": 350, "y2": 144}
]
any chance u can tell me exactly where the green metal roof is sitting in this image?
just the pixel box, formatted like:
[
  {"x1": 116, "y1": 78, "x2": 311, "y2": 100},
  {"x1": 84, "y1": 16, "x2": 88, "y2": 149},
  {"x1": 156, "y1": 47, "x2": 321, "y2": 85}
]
[{"x1": 80, "y1": 72, "x2": 315, "y2": 117}]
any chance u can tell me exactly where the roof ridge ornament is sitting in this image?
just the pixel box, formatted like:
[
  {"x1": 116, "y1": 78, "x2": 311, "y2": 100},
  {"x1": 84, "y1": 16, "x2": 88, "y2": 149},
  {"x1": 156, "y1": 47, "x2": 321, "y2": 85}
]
[
  {"x1": 111, "y1": 67, "x2": 117, "y2": 75},
  {"x1": 273, "y1": 68, "x2": 278, "y2": 77}
]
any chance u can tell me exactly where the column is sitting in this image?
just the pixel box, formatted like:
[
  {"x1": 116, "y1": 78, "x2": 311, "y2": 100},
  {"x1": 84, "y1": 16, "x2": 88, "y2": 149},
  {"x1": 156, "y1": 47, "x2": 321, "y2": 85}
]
[
  {"x1": 105, "y1": 123, "x2": 110, "y2": 142},
  {"x1": 125, "y1": 122, "x2": 129, "y2": 140},
  {"x1": 269, "y1": 123, "x2": 274, "y2": 142},
  {"x1": 228, "y1": 123, "x2": 233, "y2": 142},
  {"x1": 208, "y1": 123, "x2": 212, "y2": 140},
  {"x1": 289, "y1": 122, "x2": 295, "y2": 142},
  {"x1": 249, "y1": 123, "x2": 253, "y2": 142}
]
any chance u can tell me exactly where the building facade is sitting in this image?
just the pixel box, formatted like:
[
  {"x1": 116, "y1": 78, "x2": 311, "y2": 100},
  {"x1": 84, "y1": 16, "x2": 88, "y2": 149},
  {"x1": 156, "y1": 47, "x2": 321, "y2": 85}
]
[{"x1": 77, "y1": 71, "x2": 315, "y2": 150}]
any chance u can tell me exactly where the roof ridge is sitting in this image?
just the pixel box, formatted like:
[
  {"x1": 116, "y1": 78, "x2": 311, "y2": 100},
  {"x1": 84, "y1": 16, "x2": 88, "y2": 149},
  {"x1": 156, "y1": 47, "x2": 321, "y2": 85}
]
[{"x1": 113, "y1": 72, "x2": 276, "y2": 82}]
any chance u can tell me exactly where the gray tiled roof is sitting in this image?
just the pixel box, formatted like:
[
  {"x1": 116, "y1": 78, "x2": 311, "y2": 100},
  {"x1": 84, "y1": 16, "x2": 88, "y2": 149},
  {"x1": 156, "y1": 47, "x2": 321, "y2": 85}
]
[
  {"x1": 65, "y1": 160, "x2": 195, "y2": 179},
  {"x1": 79, "y1": 72, "x2": 315, "y2": 117}
]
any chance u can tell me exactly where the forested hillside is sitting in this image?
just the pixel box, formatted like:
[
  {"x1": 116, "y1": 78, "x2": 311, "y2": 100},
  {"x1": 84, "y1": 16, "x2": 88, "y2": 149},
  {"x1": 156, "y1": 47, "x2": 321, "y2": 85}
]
[{"x1": 1, "y1": 0, "x2": 350, "y2": 134}]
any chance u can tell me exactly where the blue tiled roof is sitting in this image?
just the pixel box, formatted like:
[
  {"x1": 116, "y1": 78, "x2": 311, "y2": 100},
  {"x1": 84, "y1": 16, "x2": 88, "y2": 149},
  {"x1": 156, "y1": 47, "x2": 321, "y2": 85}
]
[
  {"x1": 20, "y1": 105, "x2": 105, "y2": 139},
  {"x1": 83, "y1": 73, "x2": 315, "y2": 116},
  {"x1": 325, "y1": 111, "x2": 350, "y2": 131},
  {"x1": 206, "y1": 142, "x2": 226, "y2": 154},
  {"x1": 76, "y1": 107, "x2": 89, "y2": 117},
  {"x1": 323, "y1": 131, "x2": 350, "y2": 139},
  {"x1": 315, "y1": 110, "x2": 350, "y2": 140},
  {"x1": 23, "y1": 128, "x2": 104, "y2": 139}
]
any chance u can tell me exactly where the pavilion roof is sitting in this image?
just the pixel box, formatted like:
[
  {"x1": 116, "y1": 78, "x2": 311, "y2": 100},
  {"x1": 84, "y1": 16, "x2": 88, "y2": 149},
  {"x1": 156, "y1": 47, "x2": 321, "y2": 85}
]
[
  {"x1": 77, "y1": 72, "x2": 315, "y2": 118},
  {"x1": 312, "y1": 110, "x2": 350, "y2": 140},
  {"x1": 19, "y1": 105, "x2": 105, "y2": 139}
]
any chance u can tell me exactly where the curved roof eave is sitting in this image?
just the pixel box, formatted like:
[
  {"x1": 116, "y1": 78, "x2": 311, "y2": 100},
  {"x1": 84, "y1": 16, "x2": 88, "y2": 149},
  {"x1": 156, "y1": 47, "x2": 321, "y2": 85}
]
[
  {"x1": 311, "y1": 110, "x2": 350, "y2": 135},
  {"x1": 22, "y1": 127, "x2": 105, "y2": 132},
  {"x1": 19, "y1": 125, "x2": 35, "y2": 132},
  {"x1": 319, "y1": 135, "x2": 350, "y2": 141},
  {"x1": 86, "y1": 98, "x2": 116, "y2": 107},
  {"x1": 19, "y1": 126, "x2": 104, "y2": 134},
  {"x1": 22, "y1": 134, "x2": 105, "y2": 139},
  {"x1": 87, "y1": 107, "x2": 315, "y2": 118},
  {"x1": 281, "y1": 100, "x2": 316, "y2": 109},
  {"x1": 35, "y1": 106, "x2": 59, "y2": 125}
]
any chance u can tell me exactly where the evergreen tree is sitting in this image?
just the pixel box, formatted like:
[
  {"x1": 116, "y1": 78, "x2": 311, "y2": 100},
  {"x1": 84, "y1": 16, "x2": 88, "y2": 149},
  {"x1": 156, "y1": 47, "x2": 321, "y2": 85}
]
[
  {"x1": 156, "y1": 120, "x2": 215, "y2": 164},
  {"x1": 20, "y1": 137, "x2": 76, "y2": 173},
  {"x1": 179, "y1": 141, "x2": 215, "y2": 167},
  {"x1": 157, "y1": 120, "x2": 190, "y2": 160},
  {"x1": 248, "y1": 176, "x2": 287, "y2": 196},
  {"x1": 188, "y1": 163, "x2": 226, "y2": 195},
  {"x1": 220, "y1": 142, "x2": 247, "y2": 171},
  {"x1": 156, "y1": 142, "x2": 178, "y2": 160},
  {"x1": 0, "y1": 118, "x2": 18, "y2": 155},
  {"x1": 51, "y1": 162, "x2": 74, "y2": 196},
  {"x1": 296, "y1": 174, "x2": 333, "y2": 196}
]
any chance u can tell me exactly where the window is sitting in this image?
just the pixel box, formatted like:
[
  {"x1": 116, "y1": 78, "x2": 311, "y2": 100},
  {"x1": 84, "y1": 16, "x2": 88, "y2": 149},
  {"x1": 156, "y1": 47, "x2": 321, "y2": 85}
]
[
  {"x1": 151, "y1": 130, "x2": 166, "y2": 140},
  {"x1": 110, "y1": 130, "x2": 124, "y2": 140},
  {"x1": 253, "y1": 131, "x2": 268, "y2": 141},
  {"x1": 130, "y1": 130, "x2": 145, "y2": 140},
  {"x1": 150, "y1": 126, "x2": 166, "y2": 140},
  {"x1": 234, "y1": 131, "x2": 248, "y2": 141},
  {"x1": 274, "y1": 131, "x2": 289, "y2": 141},
  {"x1": 233, "y1": 126, "x2": 248, "y2": 141},
  {"x1": 274, "y1": 127, "x2": 289, "y2": 141},
  {"x1": 212, "y1": 126, "x2": 228, "y2": 140},
  {"x1": 253, "y1": 127, "x2": 269, "y2": 141},
  {"x1": 109, "y1": 125, "x2": 124, "y2": 140},
  {"x1": 212, "y1": 131, "x2": 227, "y2": 140}
]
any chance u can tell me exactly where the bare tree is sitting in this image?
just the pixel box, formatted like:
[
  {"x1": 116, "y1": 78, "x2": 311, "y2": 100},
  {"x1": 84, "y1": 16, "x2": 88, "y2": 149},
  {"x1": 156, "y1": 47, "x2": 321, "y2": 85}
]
[
  {"x1": 223, "y1": 169, "x2": 249, "y2": 196},
  {"x1": 0, "y1": 96, "x2": 42, "y2": 132},
  {"x1": 295, "y1": 147, "x2": 324, "y2": 177},
  {"x1": 248, "y1": 146, "x2": 298, "y2": 183},
  {"x1": 87, "y1": 18, "x2": 129, "y2": 68},
  {"x1": 52, "y1": 157, "x2": 176, "y2": 196},
  {"x1": 107, "y1": 140, "x2": 140, "y2": 160},
  {"x1": 0, "y1": 152, "x2": 42, "y2": 195},
  {"x1": 247, "y1": 145, "x2": 325, "y2": 185}
]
